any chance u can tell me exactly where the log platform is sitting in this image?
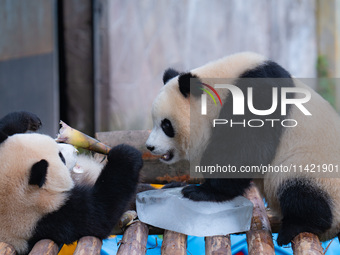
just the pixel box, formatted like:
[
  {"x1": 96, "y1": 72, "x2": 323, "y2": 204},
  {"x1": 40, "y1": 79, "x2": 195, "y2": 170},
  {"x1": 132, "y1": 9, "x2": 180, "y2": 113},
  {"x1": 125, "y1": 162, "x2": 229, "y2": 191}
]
[{"x1": 0, "y1": 131, "x2": 328, "y2": 254}]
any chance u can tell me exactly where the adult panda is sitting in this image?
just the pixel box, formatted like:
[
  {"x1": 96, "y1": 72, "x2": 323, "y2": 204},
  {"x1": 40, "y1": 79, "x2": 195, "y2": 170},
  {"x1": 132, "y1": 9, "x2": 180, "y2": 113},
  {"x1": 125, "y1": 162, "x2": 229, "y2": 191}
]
[
  {"x1": 146, "y1": 52, "x2": 340, "y2": 245},
  {"x1": 0, "y1": 111, "x2": 143, "y2": 254}
]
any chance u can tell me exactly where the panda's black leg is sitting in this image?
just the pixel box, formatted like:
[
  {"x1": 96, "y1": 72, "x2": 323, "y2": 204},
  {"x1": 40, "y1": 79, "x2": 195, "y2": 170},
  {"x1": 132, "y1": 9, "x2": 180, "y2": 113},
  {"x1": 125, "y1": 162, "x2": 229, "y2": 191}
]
[
  {"x1": 92, "y1": 144, "x2": 143, "y2": 224},
  {"x1": 277, "y1": 218, "x2": 323, "y2": 246},
  {"x1": 182, "y1": 183, "x2": 217, "y2": 201},
  {"x1": 182, "y1": 179, "x2": 252, "y2": 202},
  {"x1": 0, "y1": 111, "x2": 41, "y2": 136},
  {"x1": 276, "y1": 179, "x2": 332, "y2": 246}
]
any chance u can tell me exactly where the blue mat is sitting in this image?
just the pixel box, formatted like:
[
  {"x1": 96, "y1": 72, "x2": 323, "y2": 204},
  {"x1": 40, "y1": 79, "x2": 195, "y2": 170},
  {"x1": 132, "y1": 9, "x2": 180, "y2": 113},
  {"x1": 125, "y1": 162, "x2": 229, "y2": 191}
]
[{"x1": 100, "y1": 234, "x2": 340, "y2": 254}]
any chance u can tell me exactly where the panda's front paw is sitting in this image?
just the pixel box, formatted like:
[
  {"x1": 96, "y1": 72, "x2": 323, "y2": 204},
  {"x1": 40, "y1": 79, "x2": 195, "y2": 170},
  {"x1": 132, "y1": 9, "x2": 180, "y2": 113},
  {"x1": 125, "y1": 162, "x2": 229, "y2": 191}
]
[
  {"x1": 182, "y1": 185, "x2": 213, "y2": 201},
  {"x1": 108, "y1": 144, "x2": 143, "y2": 176},
  {"x1": 276, "y1": 221, "x2": 307, "y2": 246},
  {"x1": 182, "y1": 184, "x2": 234, "y2": 202},
  {"x1": 276, "y1": 229, "x2": 297, "y2": 246},
  {"x1": 0, "y1": 111, "x2": 42, "y2": 135},
  {"x1": 24, "y1": 112, "x2": 42, "y2": 131}
]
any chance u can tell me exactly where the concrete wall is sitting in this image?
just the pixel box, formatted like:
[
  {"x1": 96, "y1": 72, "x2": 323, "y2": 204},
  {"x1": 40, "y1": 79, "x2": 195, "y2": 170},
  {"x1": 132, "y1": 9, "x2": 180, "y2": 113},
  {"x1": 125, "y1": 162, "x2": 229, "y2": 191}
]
[
  {"x1": 0, "y1": 0, "x2": 58, "y2": 136},
  {"x1": 95, "y1": 0, "x2": 317, "y2": 131}
]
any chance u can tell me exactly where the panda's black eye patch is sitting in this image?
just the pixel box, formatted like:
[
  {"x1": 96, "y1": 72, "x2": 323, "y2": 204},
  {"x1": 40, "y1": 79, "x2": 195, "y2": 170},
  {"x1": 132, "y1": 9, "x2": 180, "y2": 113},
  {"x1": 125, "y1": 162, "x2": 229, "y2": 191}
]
[
  {"x1": 161, "y1": 118, "x2": 174, "y2": 138},
  {"x1": 59, "y1": 152, "x2": 66, "y2": 165}
]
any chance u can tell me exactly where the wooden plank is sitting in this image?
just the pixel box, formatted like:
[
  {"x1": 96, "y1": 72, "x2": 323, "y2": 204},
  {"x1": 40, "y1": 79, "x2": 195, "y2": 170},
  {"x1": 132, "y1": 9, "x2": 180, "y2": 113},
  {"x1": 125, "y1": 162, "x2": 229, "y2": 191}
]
[
  {"x1": 117, "y1": 221, "x2": 149, "y2": 255},
  {"x1": 266, "y1": 208, "x2": 280, "y2": 233},
  {"x1": 205, "y1": 235, "x2": 231, "y2": 255},
  {"x1": 96, "y1": 130, "x2": 155, "y2": 152},
  {"x1": 74, "y1": 236, "x2": 102, "y2": 255},
  {"x1": 28, "y1": 240, "x2": 59, "y2": 255},
  {"x1": 245, "y1": 184, "x2": 275, "y2": 255},
  {"x1": 161, "y1": 230, "x2": 187, "y2": 255},
  {"x1": 292, "y1": 232, "x2": 323, "y2": 255},
  {"x1": 0, "y1": 242, "x2": 16, "y2": 255},
  {"x1": 96, "y1": 131, "x2": 198, "y2": 184}
]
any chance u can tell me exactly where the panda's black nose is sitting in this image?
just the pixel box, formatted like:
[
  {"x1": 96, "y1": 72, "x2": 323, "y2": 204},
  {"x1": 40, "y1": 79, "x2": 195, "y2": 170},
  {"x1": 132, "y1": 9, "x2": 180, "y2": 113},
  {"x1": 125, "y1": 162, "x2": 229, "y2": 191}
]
[{"x1": 146, "y1": 145, "x2": 155, "y2": 152}]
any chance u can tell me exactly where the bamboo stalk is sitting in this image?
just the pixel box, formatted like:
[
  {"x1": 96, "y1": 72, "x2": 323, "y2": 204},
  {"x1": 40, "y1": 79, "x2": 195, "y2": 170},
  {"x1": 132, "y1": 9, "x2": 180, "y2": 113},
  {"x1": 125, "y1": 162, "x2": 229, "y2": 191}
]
[
  {"x1": 117, "y1": 221, "x2": 149, "y2": 255},
  {"x1": 0, "y1": 242, "x2": 16, "y2": 255},
  {"x1": 28, "y1": 240, "x2": 59, "y2": 255},
  {"x1": 205, "y1": 235, "x2": 231, "y2": 255},
  {"x1": 161, "y1": 230, "x2": 187, "y2": 255},
  {"x1": 74, "y1": 236, "x2": 102, "y2": 255},
  {"x1": 56, "y1": 121, "x2": 111, "y2": 155},
  {"x1": 245, "y1": 184, "x2": 275, "y2": 255},
  {"x1": 119, "y1": 210, "x2": 137, "y2": 229},
  {"x1": 292, "y1": 232, "x2": 323, "y2": 255}
]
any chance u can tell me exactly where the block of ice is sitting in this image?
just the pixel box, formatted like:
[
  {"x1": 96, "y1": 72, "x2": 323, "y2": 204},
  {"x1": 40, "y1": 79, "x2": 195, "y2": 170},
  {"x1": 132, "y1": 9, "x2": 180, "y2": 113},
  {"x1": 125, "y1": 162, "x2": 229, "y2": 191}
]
[{"x1": 136, "y1": 187, "x2": 253, "y2": 237}]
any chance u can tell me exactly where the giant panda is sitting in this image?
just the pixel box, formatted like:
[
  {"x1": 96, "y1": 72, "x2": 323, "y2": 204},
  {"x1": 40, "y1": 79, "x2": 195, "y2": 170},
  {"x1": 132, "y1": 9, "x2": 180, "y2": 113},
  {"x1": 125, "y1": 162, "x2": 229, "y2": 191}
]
[
  {"x1": 0, "y1": 111, "x2": 143, "y2": 254},
  {"x1": 58, "y1": 143, "x2": 105, "y2": 185},
  {"x1": 146, "y1": 52, "x2": 340, "y2": 245}
]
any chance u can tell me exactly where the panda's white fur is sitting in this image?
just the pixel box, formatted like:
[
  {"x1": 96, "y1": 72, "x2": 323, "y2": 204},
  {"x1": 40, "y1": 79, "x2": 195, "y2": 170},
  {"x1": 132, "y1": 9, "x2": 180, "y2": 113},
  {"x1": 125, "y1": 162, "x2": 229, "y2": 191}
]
[
  {"x1": 261, "y1": 77, "x2": 340, "y2": 241},
  {"x1": 0, "y1": 134, "x2": 73, "y2": 253},
  {"x1": 146, "y1": 52, "x2": 340, "y2": 244},
  {"x1": 58, "y1": 144, "x2": 102, "y2": 185},
  {"x1": 147, "y1": 52, "x2": 266, "y2": 163}
]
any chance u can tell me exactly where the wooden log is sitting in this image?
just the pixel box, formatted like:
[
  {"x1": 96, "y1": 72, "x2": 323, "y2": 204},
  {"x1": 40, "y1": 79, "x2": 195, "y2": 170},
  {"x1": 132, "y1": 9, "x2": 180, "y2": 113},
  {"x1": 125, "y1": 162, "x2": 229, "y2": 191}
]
[
  {"x1": 28, "y1": 240, "x2": 59, "y2": 255},
  {"x1": 205, "y1": 235, "x2": 231, "y2": 255},
  {"x1": 117, "y1": 221, "x2": 149, "y2": 255},
  {"x1": 0, "y1": 242, "x2": 16, "y2": 255},
  {"x1": 266, "y1": 208, "x2": 280, "y2": 233},
  {"x1": 112, "y1": 224, "x2": 163, "y2": 235},
  {"x1": 96, "y1": 130, "x2": 152, "y2": 152},
  {"x1": 74, "y1": 236, "x2": 102, "y2": 255},
  {"x1": 292, "y1": 232, "x2": 323, "y2": 255},
  {"x1": 161, "y1": 230, "x2": 187, "y2": 255},
  {"x1": 245, "y1": 184, "x2": 275, "y2": 255}
]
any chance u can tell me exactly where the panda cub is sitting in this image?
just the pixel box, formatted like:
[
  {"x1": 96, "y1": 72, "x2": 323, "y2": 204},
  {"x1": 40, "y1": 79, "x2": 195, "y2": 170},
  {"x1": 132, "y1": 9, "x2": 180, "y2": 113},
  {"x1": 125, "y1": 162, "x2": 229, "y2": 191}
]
[
  {"x1": 0, "y1": 111, "x2": 143, "y2": 254},
  {"x1": 146, "y1": 52, "x2": 340, "y2": 245}
]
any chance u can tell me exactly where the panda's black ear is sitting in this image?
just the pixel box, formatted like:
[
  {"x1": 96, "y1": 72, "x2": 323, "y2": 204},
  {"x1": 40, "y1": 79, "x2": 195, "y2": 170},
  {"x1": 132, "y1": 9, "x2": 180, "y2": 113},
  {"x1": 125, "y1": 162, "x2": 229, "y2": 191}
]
[
  {"x1": 163, "y1": 68, "x2": 180, "y2": 84},
  {"x1": 178, "y1": 72, "x2": 202, "y2": 98},
  {"x1": 29, "y1": 160, "x2": 48, "y2": 188},
  {"x1": 0, "y1": 131, "x2": 7, "y2": 144}
]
